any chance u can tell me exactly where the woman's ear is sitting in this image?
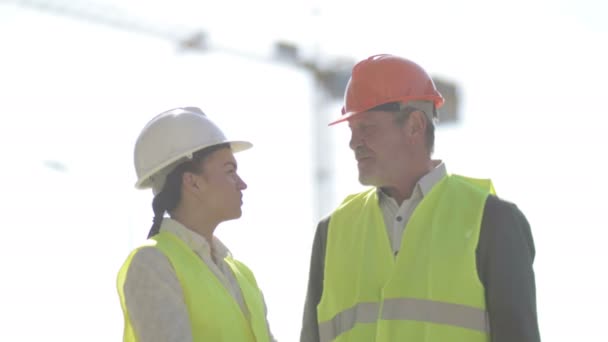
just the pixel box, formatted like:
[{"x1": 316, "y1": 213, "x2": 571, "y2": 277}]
[{"x1": 182, "y1": 171, "x2": 204, "y2": 195}]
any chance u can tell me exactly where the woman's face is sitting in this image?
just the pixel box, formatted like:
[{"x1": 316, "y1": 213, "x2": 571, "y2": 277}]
[{"x1": 196, "y1": 147, "x2": 248, "y2": 222}]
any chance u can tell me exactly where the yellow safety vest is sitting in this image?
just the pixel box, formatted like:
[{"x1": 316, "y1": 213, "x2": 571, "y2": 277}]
[
  {"x1": 317, "y1": 175, "x2": 494, "y2": 342},
  {"x1": 117, "y1": 231, "x2": 271, "y2": 342}
]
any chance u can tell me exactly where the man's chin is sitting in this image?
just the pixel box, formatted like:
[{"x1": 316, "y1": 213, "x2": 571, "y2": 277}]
[{"x1": 358, "y1": 174, "x2": 375, "y2": 186}]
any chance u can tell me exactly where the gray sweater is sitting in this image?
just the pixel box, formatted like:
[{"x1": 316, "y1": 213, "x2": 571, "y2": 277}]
[{"x1": 300, "y1": 194, "x2": 541, "y2": 342}]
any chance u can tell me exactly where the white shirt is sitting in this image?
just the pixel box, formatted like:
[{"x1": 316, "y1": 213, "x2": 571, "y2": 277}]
[
  {"x1": 122, "y1": 218, "x2": 275, "y2": 342},
  {"x1": 377, "y1": 161, "x2": 447, "y2": 255}
]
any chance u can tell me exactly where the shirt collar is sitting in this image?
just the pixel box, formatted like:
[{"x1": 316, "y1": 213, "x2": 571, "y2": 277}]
[
  {"x1": 378, "y1": 160, "x2": 447, "y2": 201},
  {"x1": 159, "y1": 218, "x2": 232, "y2": 260},
  {"x1": 418, "y1": 160, "x2": 447, "y2": 196}
]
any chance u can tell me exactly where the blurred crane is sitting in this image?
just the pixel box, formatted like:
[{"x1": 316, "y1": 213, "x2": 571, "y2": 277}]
[{"x1": 8, "y1": 0, "x2": 460, "y2": 219}]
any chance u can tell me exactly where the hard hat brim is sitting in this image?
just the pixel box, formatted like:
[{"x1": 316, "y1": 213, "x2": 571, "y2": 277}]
[
  {"x1": 329, "y1": 95, "x2": 445, "y2": 126},
  {"x1": 328, "y1": 111, "x2": 362, "y2": 126},
  {"x1": 134, "y1": 140, "x2": 252, "y2": 190}
]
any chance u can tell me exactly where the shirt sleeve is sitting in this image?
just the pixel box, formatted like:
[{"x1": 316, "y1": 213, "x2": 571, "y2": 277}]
[
  {"x1": 123, "y1": 247, "x2": 192, "y2": 342},
  {"x1": 476, "y1": 195, "x2": 541, "y2": 342},
  {"x1": 300, "y1": 216, "x2": 330, "y2": 342}
]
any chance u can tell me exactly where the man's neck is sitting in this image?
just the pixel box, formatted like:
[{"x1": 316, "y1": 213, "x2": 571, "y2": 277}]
[{"x1": 383, "y1": 159, "x2": 436, "y2": 204}]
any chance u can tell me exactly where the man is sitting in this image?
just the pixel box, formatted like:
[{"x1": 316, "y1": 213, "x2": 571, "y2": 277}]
[{"x1": 300, "y1": 54, "x2": 540, "y2": 342}]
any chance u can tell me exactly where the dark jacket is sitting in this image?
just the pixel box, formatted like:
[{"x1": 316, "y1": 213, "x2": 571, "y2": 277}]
[{"x1": 300, "y1": 195, "x2": 541, "y2": 342}]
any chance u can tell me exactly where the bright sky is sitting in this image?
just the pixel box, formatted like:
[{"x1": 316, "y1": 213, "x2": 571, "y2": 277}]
[{"x1": 0, "y1": 0, "x2": 606, "y2": 341}]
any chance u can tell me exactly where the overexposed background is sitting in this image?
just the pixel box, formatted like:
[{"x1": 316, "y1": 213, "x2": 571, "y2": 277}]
[{"x1": 0, "y1": 0, "x2": 606, "y2": 340}]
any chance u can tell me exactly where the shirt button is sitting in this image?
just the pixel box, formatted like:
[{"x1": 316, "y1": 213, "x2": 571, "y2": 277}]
[{"x1": 396, "y1": 216, "x2": 403, "y2": 222}]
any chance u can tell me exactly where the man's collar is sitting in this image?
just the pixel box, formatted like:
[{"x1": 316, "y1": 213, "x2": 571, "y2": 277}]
[{"x1": 377, "y1": 160, "x2": 447, "y2": 201}]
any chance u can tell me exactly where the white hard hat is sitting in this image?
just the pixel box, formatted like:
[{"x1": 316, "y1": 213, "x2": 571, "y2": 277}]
[{"x1": 134, "y1": 107, "x2": 252, "y2": 194}]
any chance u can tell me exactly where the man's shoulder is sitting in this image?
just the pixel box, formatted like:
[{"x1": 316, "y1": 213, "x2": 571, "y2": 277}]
[
  {"x1": 335, "y1": 188, "x2": 377, "y2": 210},
  {"x1": 315, "y1": 214, "x2": 332, "y2": 236},
  {"x1": 483, "y1": 194, "x2": 527, "y2": 219},
  {"x1": 480, "y1": 194, "x2": 534, "y2": 254},
  {"x1": 318, "y1": 188, "x2": 377, "y2": 227}
]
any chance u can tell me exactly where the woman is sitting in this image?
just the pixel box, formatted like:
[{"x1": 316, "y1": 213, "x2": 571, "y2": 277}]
[{"x1": 117, "y1": 107, "x2": 275, "y2": 342}]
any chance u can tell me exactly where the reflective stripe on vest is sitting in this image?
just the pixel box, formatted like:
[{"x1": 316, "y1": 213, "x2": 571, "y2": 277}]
[{"x1": 319, "y1": 298, "x2": 489, "y2": 342}]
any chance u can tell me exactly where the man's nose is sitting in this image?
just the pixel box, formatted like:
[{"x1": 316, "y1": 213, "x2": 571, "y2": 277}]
[{"x1": 349, "y1": 131, "x2": 363, "y2": 151}]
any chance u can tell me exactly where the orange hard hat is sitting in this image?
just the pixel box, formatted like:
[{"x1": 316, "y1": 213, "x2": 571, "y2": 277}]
[{"x1": 329, "y1": 54, "x2": 445, "y2": 125}]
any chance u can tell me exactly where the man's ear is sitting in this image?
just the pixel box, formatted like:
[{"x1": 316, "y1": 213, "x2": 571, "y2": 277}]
[{"x1": 406, "y1": 110, "x2": 428, "y2": 138}]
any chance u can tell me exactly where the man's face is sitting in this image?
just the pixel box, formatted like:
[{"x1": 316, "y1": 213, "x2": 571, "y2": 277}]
[
  {"x1": 196, "y1": 147, "x2": 248, "y2": 222},
  {"x1": 348, "y1": 110, "x2": 411, "y2": 187}
]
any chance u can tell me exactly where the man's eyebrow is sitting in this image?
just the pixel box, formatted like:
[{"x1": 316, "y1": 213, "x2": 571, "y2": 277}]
[{"x1": 349, "y1": 119, "x2": 373, "y2": 127}]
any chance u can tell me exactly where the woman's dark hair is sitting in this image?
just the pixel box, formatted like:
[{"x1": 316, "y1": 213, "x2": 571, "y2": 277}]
[{"x1": 147, "y1": 143, "x2": 230, "y2": 238}]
